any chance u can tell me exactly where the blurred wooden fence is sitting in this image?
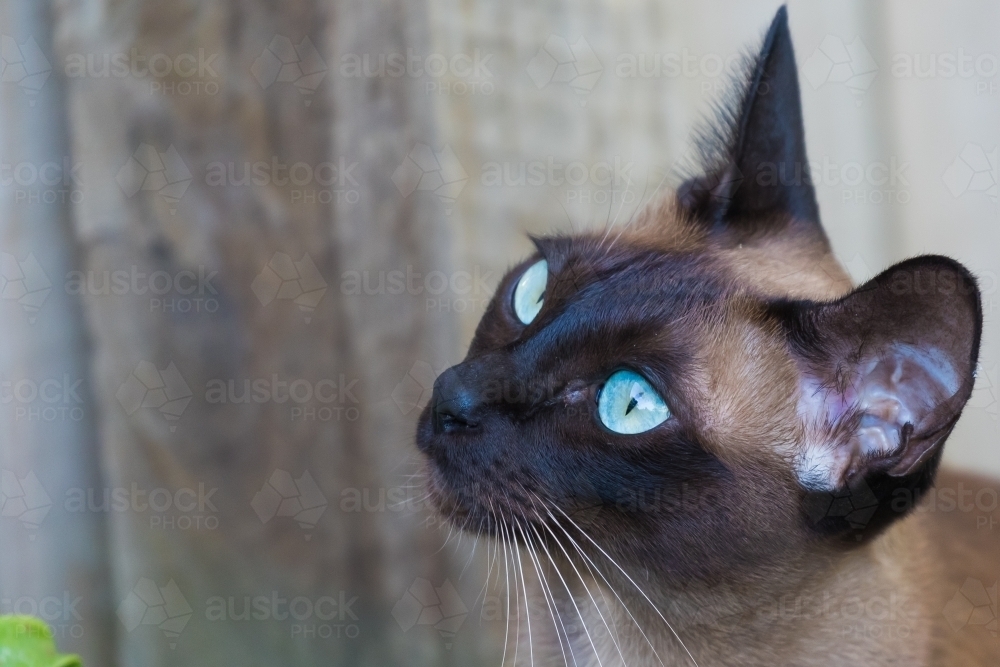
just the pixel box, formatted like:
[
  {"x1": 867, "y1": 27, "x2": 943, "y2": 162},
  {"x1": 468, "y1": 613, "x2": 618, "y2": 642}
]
[{"x1": 1, "y1": 0, "x2": 997, "y2": 665}]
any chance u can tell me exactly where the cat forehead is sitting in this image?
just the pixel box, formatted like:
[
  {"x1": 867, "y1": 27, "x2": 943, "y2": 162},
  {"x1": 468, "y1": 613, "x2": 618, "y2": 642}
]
[
  {"x1": 528, "y1": 218, "x2": 850, "y2": 305},
  {"x1": 526, "y1": 235, "x2": 727, "y2": 318}
]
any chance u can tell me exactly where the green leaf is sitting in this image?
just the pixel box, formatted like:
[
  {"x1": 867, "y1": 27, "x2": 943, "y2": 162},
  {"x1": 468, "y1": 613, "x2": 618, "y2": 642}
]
[{"x1": 0, "y1": 616, "x2": 82, "y2": 667}]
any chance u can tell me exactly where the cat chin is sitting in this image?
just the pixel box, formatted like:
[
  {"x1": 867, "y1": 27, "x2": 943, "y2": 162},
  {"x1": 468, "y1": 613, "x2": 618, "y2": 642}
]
[{"x1": 421, "y1": 463, "x2": 502, "y2": 537}]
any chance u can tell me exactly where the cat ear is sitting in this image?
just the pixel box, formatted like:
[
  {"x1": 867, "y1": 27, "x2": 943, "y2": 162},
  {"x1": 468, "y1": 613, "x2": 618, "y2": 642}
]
[
  {"x1": 775, "y1": 257, "x2": 982, "y2": 536},
  {"x1": 678, "y1": 6, "x2": 824, "y2": 243}
]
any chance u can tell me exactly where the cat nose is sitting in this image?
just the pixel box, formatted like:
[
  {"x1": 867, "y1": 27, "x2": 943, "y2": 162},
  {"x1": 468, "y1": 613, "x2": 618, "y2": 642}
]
[{"x1": 432, "y1": 366, "x2": 481, "y2": 433}]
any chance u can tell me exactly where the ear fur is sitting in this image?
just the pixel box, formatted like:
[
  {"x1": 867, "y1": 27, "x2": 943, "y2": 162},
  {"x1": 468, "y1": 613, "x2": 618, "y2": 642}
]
[
  {"x1": 679, "y1": 6, "x2": 826, "y2": 245},
  {"x1": 774, "y1": 256, "x2": 983, "y2": 540}
]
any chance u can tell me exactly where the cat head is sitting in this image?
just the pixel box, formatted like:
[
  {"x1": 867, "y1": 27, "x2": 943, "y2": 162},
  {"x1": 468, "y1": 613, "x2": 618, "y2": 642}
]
[{"x1": 415, "y1": 7, "x2": 982, "y2": 586}]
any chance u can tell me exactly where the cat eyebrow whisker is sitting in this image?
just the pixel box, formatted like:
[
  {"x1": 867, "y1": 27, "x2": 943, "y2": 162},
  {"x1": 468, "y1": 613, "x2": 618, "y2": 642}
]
[
  {"x1": 627, "y1": 168, "x2": 667, "y2": 230},
  {"x1": 608, "y1": 168, "x2": 635, "y2": 232},
  {"x1": 597, "y1": 168, "x2": 634, "y2": 253},
  {"x1": 603, "y1": 167, "x2": 666, "y2": 258}
]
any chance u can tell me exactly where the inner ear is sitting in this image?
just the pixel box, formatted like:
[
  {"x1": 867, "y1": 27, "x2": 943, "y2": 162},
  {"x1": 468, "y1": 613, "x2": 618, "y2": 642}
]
[
  {"x1": 678, "y1": 6, "x2": 826, "y2": 245},
  {"x1": 775, "y1": 256, "x2": 982, "y2": 536},
  {"x1": 827, "y1": 344, "x2": 962, "y2": 482}
]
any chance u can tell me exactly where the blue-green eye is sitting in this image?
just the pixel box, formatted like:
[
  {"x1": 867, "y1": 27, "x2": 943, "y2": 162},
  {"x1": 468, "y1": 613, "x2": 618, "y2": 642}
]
[
  {"x1": 512, "y1": 259, "x2": 548, "y2": 324},
  {"x1": 598, "y1": 370, "x2": 671, "y2": 434}
]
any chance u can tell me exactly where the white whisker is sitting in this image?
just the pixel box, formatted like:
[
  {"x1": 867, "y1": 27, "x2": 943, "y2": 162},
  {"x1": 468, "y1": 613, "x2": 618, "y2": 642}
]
[
  {"x1": 515, "y1": 517, "x2": 535, "y2": 667},
  {"x1": 551, "y1": 505, "x2": 699, "y2": 667},
  {"x1": 527, "y1": 498, "x2": 628, "y2": 666},
  {"x1": 517, "y1": 519, "x2": 574, "y2": 667},
  {"x1": 545, "y1": 507, "x2": 665, "y2": 666},
  {"x1": 498, "y1": 509, "x2": 513, "y2": 666}
]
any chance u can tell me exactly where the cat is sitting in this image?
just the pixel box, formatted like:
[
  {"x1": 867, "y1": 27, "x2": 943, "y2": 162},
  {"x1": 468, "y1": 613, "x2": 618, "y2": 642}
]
[{"x1": 415, "y1": 6, "x2": 998, "y2": 665}]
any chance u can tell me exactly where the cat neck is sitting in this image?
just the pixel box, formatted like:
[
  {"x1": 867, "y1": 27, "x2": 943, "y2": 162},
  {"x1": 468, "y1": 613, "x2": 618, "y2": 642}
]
[{"x1": 512, "y1": 516, "x2": 935, "y2": 666}]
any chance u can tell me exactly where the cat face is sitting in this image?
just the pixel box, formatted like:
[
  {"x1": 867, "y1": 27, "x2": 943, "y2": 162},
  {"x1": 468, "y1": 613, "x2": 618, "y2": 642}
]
[
  {"x1": 417, "y1": 229, "x2": 809, "y2": 582},
  {"x1": 415, "y1": 7, "x2": 982, "y2": 586}
]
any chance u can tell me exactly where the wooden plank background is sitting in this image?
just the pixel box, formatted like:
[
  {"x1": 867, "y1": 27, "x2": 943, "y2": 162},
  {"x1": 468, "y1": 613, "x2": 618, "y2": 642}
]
[{"x1": 1, "y1": 0, "x2": 997, "y2": 665}]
